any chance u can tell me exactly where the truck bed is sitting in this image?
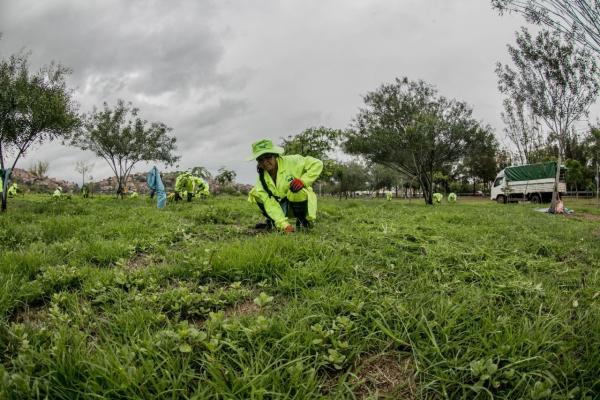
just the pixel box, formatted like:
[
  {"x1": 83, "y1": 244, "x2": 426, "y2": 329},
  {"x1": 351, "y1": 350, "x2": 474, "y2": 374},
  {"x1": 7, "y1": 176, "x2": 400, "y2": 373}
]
[{"x1": 507, "y1": 178, "x2": 566, "y2": 194}]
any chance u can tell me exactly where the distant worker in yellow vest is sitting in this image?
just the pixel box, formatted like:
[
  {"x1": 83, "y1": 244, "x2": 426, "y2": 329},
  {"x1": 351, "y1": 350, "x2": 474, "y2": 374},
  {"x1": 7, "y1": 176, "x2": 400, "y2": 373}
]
[
  {"x1": 386, "y1": 190, "x2": 393, "y2": 201},
  {"x1": 174, "y1": 172, "x2": 209, "y2": 202},
  {"x1": 7, "y1": 182, "x2": 18, "y2": 197},
  {"x1": 247, "y1": 139, "x2": 323, "y2": 233},
  {"x1": 448, "y1": 192, "x2": 457, "y2": 203}
]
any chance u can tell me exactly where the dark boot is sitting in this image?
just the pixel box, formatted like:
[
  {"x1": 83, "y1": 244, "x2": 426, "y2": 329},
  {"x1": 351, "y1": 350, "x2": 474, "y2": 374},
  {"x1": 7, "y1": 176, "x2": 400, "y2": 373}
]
[
  {"x1": 254, "y1": 220, "x2": 274, "y2": 230},
  {"x1": 290, "y1": 200, "x2": 310, "y2": 229}
]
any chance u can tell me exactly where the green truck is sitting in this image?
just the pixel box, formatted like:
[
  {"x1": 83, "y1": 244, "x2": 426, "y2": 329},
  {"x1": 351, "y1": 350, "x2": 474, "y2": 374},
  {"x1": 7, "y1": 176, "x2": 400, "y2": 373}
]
[{"x1": 491, "y1": 161, "x2": 566, "y2": 204}]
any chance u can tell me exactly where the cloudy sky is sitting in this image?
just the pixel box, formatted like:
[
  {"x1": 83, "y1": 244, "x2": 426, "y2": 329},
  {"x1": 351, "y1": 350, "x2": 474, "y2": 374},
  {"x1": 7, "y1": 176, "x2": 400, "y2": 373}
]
[{"x1": 1, "y1": 0, "x2": 597, "y2": 184}]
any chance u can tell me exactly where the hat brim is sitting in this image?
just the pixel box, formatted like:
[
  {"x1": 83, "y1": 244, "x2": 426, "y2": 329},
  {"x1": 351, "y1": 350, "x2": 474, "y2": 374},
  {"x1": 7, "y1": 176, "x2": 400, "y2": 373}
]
[{"x1": 246, "y1": 145, "x2": 284, "y2": 161}]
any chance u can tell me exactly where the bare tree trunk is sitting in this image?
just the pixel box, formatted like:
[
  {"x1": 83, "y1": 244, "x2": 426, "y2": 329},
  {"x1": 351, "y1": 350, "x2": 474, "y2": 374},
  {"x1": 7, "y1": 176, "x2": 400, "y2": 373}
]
[
  {"x1": 549, "y1": 153, "x2": 562, "y2": 213},
  {"x1": 418, "y1": 174, "x2": 433, "y2": 205},
  {"x1": 1, "y1": 170, "x2": 9, "y2": 211}
]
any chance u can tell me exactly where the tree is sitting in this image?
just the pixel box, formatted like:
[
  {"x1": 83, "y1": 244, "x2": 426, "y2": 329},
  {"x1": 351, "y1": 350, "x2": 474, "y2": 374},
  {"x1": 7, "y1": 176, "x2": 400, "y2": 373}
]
[
  {"x1": 215, "y1": 167, "x2": 236, "y2": 186},
  {"x1": 346, "y1": 77, "x2": 481, "y2": 204},
  {"x1": 0, "y1": 52, "x2": 79, "y2": 211},
  {"x1": 70, "y1": 100, "x2": 179, "y2": 198},
  {"x1": 459, "y1": 125, "x2": 499, "y2": 191},
  {"x1": 585, "y1": 126, "x2": 600, "y2": 204},
  {"x1": 75, "y1": 160, "x2": 93, "y2": 188},
  {"x1": 191, "y1": 166, "x2": 211, "y2": 180},
  {"x1": 28, "y1": 160, "x2": 50, "y2": 178},
  {"x1": 496, "y1": 28, "x2": 600, "y2": 211},
  {"x1": 332, "y1": 161, "x2": 369, "y2": 199},
  {"x1": 281, "y1": 127, "x2": 343, "y2": 183},
  {"x1": 492, "y1": 0, "x2": 600, "y2": 56},
  {"x1": 501, "y1": 97, "x2": 545, "y2": 164},
  {"x1": 369, "y1": 163, "x2": 403, "y2": 193},
  {"x1": 565, "y1": 158, "x2": 585, "y2": 195}
]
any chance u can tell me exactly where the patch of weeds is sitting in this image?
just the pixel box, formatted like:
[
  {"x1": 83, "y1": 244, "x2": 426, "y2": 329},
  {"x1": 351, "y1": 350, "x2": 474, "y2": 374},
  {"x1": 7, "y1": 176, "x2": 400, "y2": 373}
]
[
  {"x1": 310, "y1": 316, "x2": 357, "y2": 371},
  {"x1": 191, "y1": 205, "x2": 241, "y2": 225},
  {"x1": 144, "y1": 283, "x2": 253, "y2": 321},
  {"x1": 72, "y1": 240, "x2": 132, "y2": 267}
]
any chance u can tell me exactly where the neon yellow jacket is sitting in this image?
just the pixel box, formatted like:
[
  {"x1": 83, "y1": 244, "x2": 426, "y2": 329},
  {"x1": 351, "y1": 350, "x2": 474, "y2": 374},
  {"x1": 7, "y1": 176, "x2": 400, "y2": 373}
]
[
  {"x1": 248, "y1": 155, "x2": 323, "y2": 230},
  {"x1": 175, "y1": 173, "x2": 209, "y2": 197},
  {"x1": 7, "y1": 183, "x2": 18, "y2": 196}
]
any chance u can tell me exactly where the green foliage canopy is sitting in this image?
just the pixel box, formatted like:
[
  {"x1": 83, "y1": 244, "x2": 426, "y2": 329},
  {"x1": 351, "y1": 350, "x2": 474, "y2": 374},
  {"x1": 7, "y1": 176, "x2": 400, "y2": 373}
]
[
  {"x1": 0, "y1": 52, "x2": 79, "y2": 210},
  {"x1": 332, "y1": 161, "x2": 369, "y2": 197},
  {"x1": 69, "y1": 100, "x2": 179, "y2": 197},
  {"x1": 215, "y1": 167, "x2": 236, "y2": 186},
  {"x1": 281, "y1": 127, "x2": 343, "y2": 181},
  {"x1": 346, "y1": 77, "x2": 482, "y2": 204}
]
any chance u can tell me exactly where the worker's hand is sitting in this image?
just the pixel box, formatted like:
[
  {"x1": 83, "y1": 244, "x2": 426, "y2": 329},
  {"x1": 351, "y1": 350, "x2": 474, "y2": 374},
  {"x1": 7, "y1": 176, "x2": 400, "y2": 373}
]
[
  {"x1": 289, "y1": 178, "x2": 305, "y2": 193},
  {"x1": 283, "y1": 224, "x2": 295, "y2": 234}
]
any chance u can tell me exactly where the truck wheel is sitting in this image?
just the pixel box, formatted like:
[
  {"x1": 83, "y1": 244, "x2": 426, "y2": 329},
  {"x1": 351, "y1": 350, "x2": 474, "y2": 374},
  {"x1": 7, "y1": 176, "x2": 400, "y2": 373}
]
[
  {"x1": 496, "y1": 195, "x2": 506, "y2": 204},
  {"x1": 530, "y1": 193, "x2": 541, "y2": 204}
]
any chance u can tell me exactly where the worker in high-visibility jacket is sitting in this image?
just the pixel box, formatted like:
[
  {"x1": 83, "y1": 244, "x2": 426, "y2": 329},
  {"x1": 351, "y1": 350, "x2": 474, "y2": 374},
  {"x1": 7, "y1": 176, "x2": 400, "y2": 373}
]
[
  {"x1": 432, "y1": 192, "x2": 443, "y2": 204},
  {"x1": 247, "y1": 139, "x2": 323, "y2": 233},
  {"x1": 7, "y1": 183, "x2": 18, "y2": 197},
  {"x1": 448, "y1": 192, "x2": 457, "y2": 203},
  {"x1": 175, "y1": 172, "x2": 209, "y2": 202}
]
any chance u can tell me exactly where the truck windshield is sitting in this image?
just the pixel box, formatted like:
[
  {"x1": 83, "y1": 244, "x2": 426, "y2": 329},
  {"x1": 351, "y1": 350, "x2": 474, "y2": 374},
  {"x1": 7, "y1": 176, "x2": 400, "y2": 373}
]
[{"x1": 493, "y1": 177, "x2": 503, "y2": 187}]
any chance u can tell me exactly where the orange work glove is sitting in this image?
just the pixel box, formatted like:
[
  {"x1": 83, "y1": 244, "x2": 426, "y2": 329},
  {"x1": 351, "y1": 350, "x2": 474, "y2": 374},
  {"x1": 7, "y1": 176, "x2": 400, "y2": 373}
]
[
  {"x1": 289, "y1": 178, "x2": 305, "y2": 193},
  {"x1": 283, "y1": 224, "x2": 295, "y2": 234}
]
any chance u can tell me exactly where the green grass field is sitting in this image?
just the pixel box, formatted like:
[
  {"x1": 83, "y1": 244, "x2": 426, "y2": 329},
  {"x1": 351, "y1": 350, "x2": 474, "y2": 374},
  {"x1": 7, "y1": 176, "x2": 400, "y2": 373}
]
[{"x1": 1, "y1": 195, "x2": 599, "y2": 399}]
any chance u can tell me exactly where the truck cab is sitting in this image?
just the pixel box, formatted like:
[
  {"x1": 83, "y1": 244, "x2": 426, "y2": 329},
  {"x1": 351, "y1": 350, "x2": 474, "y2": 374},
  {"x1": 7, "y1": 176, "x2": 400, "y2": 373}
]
[{"x1": 490, "y1": 170, "x2": 507, "y2": 203}]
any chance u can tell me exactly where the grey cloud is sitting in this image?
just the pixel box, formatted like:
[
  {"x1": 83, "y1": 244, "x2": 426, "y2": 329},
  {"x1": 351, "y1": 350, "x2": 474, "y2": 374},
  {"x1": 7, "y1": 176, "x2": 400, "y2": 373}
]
[{"x1": 5, "y1": 0, "x2": 597, "y2": 187}]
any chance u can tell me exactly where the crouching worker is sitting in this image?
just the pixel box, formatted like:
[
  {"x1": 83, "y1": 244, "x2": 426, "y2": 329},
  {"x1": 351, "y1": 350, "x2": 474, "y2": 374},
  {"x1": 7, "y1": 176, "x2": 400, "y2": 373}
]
[
  {"x1": 174, "y1": 172, "x2": 209, "y2": 202},
  {"x1": 247, "y1": 139, "x2": 323, "y2": 233}
]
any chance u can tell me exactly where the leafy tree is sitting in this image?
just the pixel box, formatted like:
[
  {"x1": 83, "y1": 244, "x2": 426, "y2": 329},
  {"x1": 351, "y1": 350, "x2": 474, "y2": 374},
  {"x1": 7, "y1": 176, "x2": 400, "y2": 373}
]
[
  {"x1": 28, "y1": 160, "x2": 50, "y2": 178},
  {"x1": 0, "y1": 52, "x2": 79, "y2": 211},
  {"x1": 565, "y1": 158, "x2": 585, "y2": 194},
  {"x1": 585, "y1": 126, "x2": 600, "y2": 202},
  {"x1": 496, "y1": 148, "x2": 513, "y2": 171},
  {"x1": 496, "y1": 28, "x2": 600, "y2": 211},
  {"x1": 281, "y1": 127, "x2": 343, "y2": 182},
  {"x1": 191, "y1": 166, "x2": 211, "y2": 180},
  {"x1": 369, "y1": 163, "x2": 403, "y2": 193},
  {"x1": 460, "y1": 125, "x2": 499, "y2": 191},
  {"x1": 492, "y1": 0, "x2": 600, "y2": 56},
  {"x1": 75, "y1": 160, "x2": 93, "y2": 188},
  {"x1": 501, "y1": 97, "x2": 544, "y2": 164},
  {"x1": 281, "y1": 126, "x2": 342, "y2": 159},
  {"x1": 332, "y1": 161, "x2": 369, "y2": 199},
  {"x1": 215, "y1": 167, "x2": 236, "y2": 186},
  {"x1": 70, "y1": 100, "x2": 179, "y2": 198},
  {"x1": 346, "y1": 77, "x2": 481, "y2": 204},
  {"x1": 432, "y1": 171, "x2": 450, "y2": 193}
]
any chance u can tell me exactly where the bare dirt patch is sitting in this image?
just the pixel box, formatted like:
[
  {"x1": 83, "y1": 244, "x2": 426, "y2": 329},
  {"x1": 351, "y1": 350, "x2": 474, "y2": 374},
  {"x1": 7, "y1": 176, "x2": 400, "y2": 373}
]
[
  {"x1": 12, "y1": 304, "x2": 48, "y2": 327},
  {"x1": 353, "y1": 353, "x2": 417, "y2": 399},
  {"x1": 124, "y1": 253, "x2": 153, "y2": 271},
  {"x1": 579, "y1": 213, "x2": 600, "y2": 222},
  {"x1": 224, "y1": 299, "x2": 261, "y2": 317}
]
